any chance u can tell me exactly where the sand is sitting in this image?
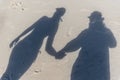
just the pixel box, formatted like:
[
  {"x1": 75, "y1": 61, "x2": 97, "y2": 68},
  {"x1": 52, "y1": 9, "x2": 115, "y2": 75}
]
[{"x1": 0, "y1": 0, "x2": 120, "y2": 80}]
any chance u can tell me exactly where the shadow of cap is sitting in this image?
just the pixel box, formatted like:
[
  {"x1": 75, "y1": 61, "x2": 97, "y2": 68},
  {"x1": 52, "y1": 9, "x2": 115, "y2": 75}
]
[
  {"x1": 88, "y1": 11, "x2": 104, "y2": 20},
  {"x1": 56, "y1": 7, "x2": 66, "y2": 14}
]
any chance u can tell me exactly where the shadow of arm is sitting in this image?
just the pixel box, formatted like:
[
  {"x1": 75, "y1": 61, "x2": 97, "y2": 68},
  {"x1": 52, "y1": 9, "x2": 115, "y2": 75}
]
[
  {"x1": 16, "y1": 25, "x2": 35, "y2": 39},
  {"x1": 9, "y1": 25, "x2": 35, "y2": 48},
  {"x1": 55, "y1": 34, "x2": 83, "y2": 59},
  {"x1": 45, "y1": 28, "x2": 58, "y2": 56},
  {"x1": 55, "y1": 29, "x2": 88, "y2": 59},
  {"x1": 60, "y1": 37, "x2": 82, "y2": 53},
  {"x1": 60, "y1": 29, "x2": 87, "y2": 53},
  {"x1": 45, "y1": 36, "x2": 56, "y2": 56},
  {"x1": 107, "y1": 29, "x2": 117, "y2": 48}
]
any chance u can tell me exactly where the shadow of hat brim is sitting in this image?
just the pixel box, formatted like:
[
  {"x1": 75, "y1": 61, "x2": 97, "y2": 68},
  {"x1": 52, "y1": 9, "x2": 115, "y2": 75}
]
[{"x1": 88, "y1": 16, "x2": 104, "y2": 20}]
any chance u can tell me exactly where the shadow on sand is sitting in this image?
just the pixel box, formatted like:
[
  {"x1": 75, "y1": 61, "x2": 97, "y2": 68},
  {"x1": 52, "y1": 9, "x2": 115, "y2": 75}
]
[
  {"x1": 1, "y1": 7, "x2": 66, "y2": 80},
  {"x1": 56, "y1": 11, "x2": 117, "y2": 80}
]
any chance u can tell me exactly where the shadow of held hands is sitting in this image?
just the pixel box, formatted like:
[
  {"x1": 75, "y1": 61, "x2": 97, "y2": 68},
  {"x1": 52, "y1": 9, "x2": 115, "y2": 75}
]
[{"x1": 55, "y1": 50, "x2": 66, "y2": 59}]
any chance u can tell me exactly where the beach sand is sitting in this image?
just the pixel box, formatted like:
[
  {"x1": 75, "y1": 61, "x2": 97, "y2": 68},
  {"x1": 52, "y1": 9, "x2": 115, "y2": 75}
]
[{"x1": 0, "y1": 0, "x2": 120, "y2": 80}]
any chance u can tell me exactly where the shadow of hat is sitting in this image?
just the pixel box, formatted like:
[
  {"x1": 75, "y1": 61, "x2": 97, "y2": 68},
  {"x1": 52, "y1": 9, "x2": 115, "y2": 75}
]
[
  {"x1": 88, "y1": 11, "x2": 104, "y2": 20},
  {"x1": 56, "y1": 7, "x2": 66, "y2": 14}
]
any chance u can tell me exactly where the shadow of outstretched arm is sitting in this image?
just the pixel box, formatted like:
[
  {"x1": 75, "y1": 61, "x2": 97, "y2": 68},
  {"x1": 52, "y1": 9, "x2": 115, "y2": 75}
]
[
  {"x1": 9, "y1": 25, "x2": 35, "y2": 48},
  {"x1": 55, "y1": 37, "x2": 82, "y2": 59},
  {"x1": 55, "y1": 29, "x2": 87, "y2": 59},
  {"x1": 60, "y1": 29, "x2": 87, "y2": 53},
  {"x1": 61, "y1": 38, "x2": 82, "y2": 53}
]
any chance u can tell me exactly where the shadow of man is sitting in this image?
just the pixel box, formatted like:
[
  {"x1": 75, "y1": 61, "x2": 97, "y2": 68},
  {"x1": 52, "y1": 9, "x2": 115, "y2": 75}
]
[
  {"x1": 55, "y1": 11, "x2": 117, "y2": 80},
  {"x1": 1, "y1": 7, "x2": 66, "y2": 80}
]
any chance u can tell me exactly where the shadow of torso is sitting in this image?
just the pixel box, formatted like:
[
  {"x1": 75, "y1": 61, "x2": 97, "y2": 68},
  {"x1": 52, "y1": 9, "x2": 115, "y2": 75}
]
[
  {"x1": 3, "y1": 16, "x2": 59, "y2": 80},
  {"x1": 21, "y1": 16, "x2": 58, "y2": 49},
  {"x1": 71, "y1": 26, "x2": 116, "y2": 80}
]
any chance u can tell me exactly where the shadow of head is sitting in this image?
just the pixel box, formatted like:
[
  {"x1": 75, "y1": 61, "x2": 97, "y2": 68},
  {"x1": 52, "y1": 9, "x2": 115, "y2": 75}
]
[
  {"x1": 54, "y1": 7, "x2": 66, "y2": 18},
  {"x1": 88, "y1": 11, "x2": 104, "y2": 23}
]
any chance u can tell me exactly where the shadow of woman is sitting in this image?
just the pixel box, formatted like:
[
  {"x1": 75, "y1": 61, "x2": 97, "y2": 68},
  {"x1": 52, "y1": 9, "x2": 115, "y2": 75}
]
[
  {"x1": 55, "y1": 11, "x2": 117, "y2": 80},
  {"x1": 1, "y1": 7, "x2": 66, "y2": 80}
]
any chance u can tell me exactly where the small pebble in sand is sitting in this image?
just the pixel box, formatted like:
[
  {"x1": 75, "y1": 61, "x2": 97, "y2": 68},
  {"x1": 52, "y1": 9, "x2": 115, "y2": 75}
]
[{"x1": 34, "y1": 69, "x2": 42, "y2": 73}]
